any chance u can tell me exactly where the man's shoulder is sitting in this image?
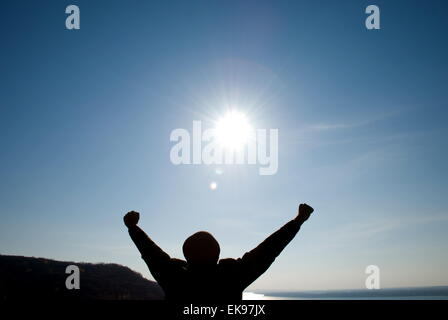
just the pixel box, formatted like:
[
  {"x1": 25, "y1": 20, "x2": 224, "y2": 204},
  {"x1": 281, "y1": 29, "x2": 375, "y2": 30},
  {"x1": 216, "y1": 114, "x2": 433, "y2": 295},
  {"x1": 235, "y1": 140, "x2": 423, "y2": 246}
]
[
  {"x1": 218, "y1": 258, "x2": 239, "y2": 266},
  {"x1": 217, "y1": 258, "x2": 242, "y2": 275},
  {"x1": 167, "y1": 258, "x2": 188, "y2": 273},
  {"x1": 171, "y1": 258, "x2": 187, "y2": 266}
]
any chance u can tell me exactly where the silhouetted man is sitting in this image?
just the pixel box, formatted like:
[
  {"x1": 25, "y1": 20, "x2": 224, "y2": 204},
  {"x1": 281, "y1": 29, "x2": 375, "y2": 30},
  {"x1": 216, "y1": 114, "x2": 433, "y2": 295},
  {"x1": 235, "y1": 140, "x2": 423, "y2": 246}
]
[{"x1": 124, "y1": 203, "x2": 314, "y2": 300}]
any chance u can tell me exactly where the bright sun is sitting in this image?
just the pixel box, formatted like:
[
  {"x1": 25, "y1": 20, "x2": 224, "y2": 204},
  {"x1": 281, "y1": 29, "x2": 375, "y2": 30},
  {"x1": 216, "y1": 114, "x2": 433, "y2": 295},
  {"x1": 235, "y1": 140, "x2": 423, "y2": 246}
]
[{"x1": 214, "y1": 111, "x2": 253, "y2": 149}]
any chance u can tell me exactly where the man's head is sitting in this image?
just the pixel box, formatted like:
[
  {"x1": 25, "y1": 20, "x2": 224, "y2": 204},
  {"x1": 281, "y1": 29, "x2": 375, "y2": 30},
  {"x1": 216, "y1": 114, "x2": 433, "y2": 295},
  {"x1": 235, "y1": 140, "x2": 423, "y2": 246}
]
[{"x1": 183, "y1": 231, "x2": 220, "y2": 266}]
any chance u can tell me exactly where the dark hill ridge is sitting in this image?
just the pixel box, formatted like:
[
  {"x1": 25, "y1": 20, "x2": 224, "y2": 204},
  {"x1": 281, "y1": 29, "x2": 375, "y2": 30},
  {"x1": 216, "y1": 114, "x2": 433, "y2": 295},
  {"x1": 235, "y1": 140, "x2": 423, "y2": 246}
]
[{"x1": 0, "y1": 254, "x2": 164, "y2": 300}]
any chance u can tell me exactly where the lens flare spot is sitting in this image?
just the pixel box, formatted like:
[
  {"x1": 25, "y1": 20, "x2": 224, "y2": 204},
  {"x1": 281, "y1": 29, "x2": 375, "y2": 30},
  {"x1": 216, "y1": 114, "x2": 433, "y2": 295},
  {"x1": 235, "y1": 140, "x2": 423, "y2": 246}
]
[{"x1": 209, "y1": 182, "x2": 218, "y2": 190}]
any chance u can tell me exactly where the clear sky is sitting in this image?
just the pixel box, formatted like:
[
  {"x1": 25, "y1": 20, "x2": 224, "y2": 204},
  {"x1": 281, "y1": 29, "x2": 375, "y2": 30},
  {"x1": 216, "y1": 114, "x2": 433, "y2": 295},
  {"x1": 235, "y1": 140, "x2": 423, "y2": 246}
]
[{"x1": 1, "y1": 0, "x2": 448, "y2": 291}]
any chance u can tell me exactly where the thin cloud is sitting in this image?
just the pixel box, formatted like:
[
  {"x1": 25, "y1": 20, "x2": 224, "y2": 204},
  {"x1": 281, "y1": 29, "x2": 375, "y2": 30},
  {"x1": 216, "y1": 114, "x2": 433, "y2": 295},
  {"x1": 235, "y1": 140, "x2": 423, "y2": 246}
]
[
  {"x1": 334, "y1": 214, "x2": 448, "y2": 242},
  {"x1": 305, "y1": 109, "x2": 402, "y2": 132},
  {"x1": 308, "y1": 120, "x2": 371, "y2": 131}
]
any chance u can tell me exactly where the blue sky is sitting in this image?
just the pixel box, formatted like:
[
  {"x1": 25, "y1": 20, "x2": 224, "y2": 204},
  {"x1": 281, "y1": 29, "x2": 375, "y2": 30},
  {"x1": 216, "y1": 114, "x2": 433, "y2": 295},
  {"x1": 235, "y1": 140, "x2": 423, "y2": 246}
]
[{"x1": 1, "y1": 0, "x2": 448, "y2": 291}]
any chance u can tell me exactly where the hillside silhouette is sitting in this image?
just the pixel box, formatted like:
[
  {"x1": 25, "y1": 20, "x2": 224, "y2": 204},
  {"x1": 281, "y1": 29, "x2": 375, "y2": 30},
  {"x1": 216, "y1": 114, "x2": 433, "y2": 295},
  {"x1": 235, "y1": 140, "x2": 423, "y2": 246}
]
[{"x1": 0, "y1": 254, "x2": 164, "y2": 300}]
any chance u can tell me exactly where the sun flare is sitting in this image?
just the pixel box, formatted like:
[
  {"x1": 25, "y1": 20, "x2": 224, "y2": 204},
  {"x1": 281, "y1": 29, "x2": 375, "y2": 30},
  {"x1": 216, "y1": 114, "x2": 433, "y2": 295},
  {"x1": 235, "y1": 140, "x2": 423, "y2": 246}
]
[{"x1": 214, "y1": 111, "x2": 253, "y2": 150}]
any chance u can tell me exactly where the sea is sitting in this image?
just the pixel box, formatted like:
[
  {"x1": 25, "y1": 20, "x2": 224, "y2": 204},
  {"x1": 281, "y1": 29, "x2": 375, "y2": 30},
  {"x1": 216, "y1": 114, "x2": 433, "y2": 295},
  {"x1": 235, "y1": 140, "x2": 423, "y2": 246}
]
[{"x1": 242, "y1": 286, "x2": 448, "y2": 300}]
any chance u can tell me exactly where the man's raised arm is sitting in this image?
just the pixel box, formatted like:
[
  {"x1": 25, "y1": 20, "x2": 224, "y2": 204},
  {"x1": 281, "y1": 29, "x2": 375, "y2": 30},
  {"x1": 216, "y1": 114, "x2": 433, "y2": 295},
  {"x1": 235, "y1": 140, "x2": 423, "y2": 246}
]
[
  {"x1": 124, "y1": 211, "x2": 171, "y2": 282},
  {"x1": 237, "y1": 204, "x2": 315, "y2": 288}
]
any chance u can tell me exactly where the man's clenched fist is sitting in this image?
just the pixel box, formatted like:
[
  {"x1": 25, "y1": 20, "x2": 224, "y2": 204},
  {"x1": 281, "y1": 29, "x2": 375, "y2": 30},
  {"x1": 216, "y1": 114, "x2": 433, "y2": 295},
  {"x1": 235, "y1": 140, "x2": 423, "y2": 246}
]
[
  {"x1": 124, "y1": 211, "x2": 140, "y2": 228},
  {"x1": 295, "y1": 203, "x2": 314, "y2": 224}
]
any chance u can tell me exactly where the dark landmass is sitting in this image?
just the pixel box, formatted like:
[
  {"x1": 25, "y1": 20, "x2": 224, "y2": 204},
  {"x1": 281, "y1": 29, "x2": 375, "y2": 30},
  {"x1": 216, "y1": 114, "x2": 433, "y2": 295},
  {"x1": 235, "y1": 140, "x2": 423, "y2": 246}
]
[{"x1": 0, "y1": 254, "x2": 164, "y2": 300}]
